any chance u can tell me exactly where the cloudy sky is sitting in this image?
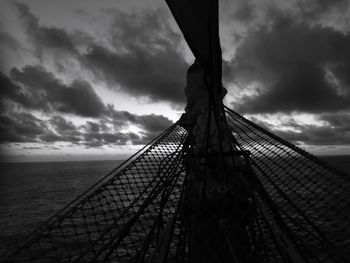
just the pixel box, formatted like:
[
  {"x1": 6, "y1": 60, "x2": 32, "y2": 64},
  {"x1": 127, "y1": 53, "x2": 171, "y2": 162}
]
[{"x1": 0, "y1": 0, "x2": 349, "y2": 162}]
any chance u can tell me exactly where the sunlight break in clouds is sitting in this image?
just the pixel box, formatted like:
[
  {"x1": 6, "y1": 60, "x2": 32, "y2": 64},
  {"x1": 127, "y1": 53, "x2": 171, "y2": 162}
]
[{"x1": 1, "y1": 0, "x2": 350, "y2": 161}]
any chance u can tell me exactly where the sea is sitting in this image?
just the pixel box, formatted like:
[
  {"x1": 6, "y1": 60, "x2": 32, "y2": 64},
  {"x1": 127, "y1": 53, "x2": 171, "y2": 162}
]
[
  {"x1": 0, "y1": 157, "x2": 349, "y2": 258},
  {"x1": 0, "y1": 160, "x2": 122, "y2": 258}
]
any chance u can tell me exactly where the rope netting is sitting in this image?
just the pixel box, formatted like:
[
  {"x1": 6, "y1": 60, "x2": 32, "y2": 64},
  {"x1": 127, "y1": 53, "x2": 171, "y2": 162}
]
[
  {"x1": 224, "y1": 107, "x2": 350, "y2": 263},
  {"x1": 2, "y1": 109, "x2": 349, "y2": 263},
  {"x1": 3, "y1": 125, "x2": 189, "y2": 263}
]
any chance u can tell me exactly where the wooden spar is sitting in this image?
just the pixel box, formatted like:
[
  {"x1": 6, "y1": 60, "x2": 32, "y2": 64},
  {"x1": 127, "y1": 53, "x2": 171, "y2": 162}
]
[
  {"x1": 207, "y1": 0, "x2": 229, "y2": 187},
  {"x1": 165, "y1": 0, "x2": 212, "y2": 67},
  {"x1": 165, "y1": 1, "x2": 250, "y2": 262},
  {"x1": 165, "y1": 0, "x2": 230, "y2": 155}
]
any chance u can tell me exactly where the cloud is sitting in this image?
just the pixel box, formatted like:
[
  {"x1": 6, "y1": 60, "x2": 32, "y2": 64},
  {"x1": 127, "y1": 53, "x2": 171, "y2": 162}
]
[
  {"x1": 220, "y1": 1, "x2": 350, "y2": 148},
  {"x1": 13, "y1": 3, "x2": 188, "y2": 105},
  {"x1": 10, "y1": 65, "x2": 106, "y2": 117},
  {"x1": 108, "y1": 108, "x2": 172, "y2": 131},
  {"x1": 296, "y1": 0, "x2": 349, "y2": 20},
  {"x1": 0, "y1": 32, "x2": 21, "y2": 57},
  {"x1": 47, "y1": 116, "x2": 82, "y2": 143},
  {"x1": 85, "y1": 121, "x2": 100, "y2": 133},
  {"x1": 49, "y1": 116, "x2": 76, "y2": 132},
  {"x1": 275, "y1": 126, "x2": 350, "y2": 146},
  {"x1": 232, "y1": 18, "x2": 350, "y2": 114},
  {"x1": 320, "y1": 112, "x2": 350, "y2": 132},
  {"x1": 83, "y1": 9, "x2": 187, "y2": 104},
  {"x1": 0, "y1": 71, "x2": 28, "y2": 110},
  {"x1": 78, "y1": 109, "x2": 173, "y2": 147},
  {"x1": 1, "y1": 63, "x2": 174, "y2": 147},
  {"x1": 10, "y1": 1, "x2": 350, "y2": 112},
  {"x1": 223, "y1": 0, "x2": 349, "y2": 24},
  {"x1": 1, "y1": 0, "x2": 349, "y2": 154},
  {"x1": 83, "y1": 131, "x2": 137, "y2": 147},
  {"x1": 134, "y1": 114, "x2": 172, "y2": 134},
  {"x1": 39, "y1": 132, "x2": 64, "y2": 143},
  {"x1": 0, "y1": 108, "x2": 173, "y2": 147},
  {"x1": 13, "y1": 2, "x2": 79, "y2": 57},
  {"x1": 251, "y1": 112, "x2": 350, "y2": 146},
  {"x1": 0, "y1": 113, "x2": 47, "y2": 143}
]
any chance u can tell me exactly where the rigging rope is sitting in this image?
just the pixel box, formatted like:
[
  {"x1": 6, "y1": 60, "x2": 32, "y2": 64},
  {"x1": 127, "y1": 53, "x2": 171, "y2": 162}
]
[{"x1": 2, "y1": 109, "x2": 349, "y2": 263}]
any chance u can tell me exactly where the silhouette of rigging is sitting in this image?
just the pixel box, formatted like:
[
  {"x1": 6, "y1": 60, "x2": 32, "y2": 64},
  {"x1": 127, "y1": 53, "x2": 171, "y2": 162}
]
[{"x1": 2, "y1": 0, "x2": 349, "y2": 262}]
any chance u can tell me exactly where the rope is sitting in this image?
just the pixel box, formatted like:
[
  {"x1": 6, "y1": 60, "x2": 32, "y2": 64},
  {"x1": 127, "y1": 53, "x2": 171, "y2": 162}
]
[{"x1": 3, "y1": 109, "x2": 349, "y2": 263}]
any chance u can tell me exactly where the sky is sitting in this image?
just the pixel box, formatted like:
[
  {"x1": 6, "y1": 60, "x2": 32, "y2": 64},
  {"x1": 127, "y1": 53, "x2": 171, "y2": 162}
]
[{"x1": 0, "y1": 0, "x2": 349, "y2": 162}]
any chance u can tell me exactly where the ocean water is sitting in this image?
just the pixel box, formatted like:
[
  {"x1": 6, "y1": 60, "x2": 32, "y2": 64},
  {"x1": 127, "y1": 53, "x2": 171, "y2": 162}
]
[
  {"x1": 0, "y1": 160, "x2": 122, "y2": 257},
  {"x1": 320, "y1": 155, "x2": 350, "y2": 174},
  {"x1": 0, "y1": 156, "x2": 349, "y2": 258}
]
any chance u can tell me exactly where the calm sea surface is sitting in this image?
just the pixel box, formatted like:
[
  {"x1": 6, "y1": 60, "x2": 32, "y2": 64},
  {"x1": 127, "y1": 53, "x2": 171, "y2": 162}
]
[
  {"x1": 0, "y1": 160, "x2": 122, "y2": 257},
  {"x1": 0, "y1": 157, "x2": 349, "y2": 257}
]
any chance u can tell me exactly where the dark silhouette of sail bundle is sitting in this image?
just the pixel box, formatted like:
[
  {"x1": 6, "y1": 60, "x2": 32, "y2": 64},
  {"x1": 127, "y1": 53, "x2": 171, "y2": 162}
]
[{"x1": 3, "y1": 109, "x2": 349, "y2": 263}]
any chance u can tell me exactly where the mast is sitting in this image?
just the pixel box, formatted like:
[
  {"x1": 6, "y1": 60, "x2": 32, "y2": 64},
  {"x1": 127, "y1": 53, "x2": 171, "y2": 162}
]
[
  {"x1": 166, "y1": 1, "x2": 254, "y2": 262},
  {"x1": 165, "y1": 1, "x2": 308, "y2": 262},
  {"x1": 165, "y1": 0, "x2": 231, "y2": 176}
]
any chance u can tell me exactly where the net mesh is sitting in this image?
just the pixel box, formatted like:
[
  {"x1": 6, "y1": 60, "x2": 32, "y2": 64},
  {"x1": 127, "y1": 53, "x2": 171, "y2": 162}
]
[
  {"x1": 224, "y1": 107, "x2": 350, "y2": 263},
  {"x1": 2, "y1": 109, "x2": 349, "y2": 263}
]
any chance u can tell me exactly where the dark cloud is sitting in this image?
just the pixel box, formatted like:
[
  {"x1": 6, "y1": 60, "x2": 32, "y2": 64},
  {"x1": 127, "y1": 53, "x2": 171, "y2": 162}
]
[
  {"x1": 80, "y1": 110, "x2": 170, "y2": 147},
  {"x1": 275, "y1": 126, "x2": 350, "y2": 146},
  {"x1": 2, "y1": 1, "x2": 349, "y2": 151},
  {"x1": 84, "y1": 109, "x2": 173, "y2": 146},
  {"x1": 50, "y1": 116, "x2": 76, "y2": 132},
  {"x1": 224, "y1": 0, "x2": 349, "y2": 25},
  {"x1": 13, "y1": 2, "x2": 78, "y2": 57},
  {"x1": 252, "y1": 113, "x2": 350, "y2": 146},
  {"x1": 107, "y1": 108, "x2": 138, "y2": 128},
  {"x1": 296, "y1": 0, "x2": 349, "y2": 20},
  {"x1": 84, "y1": 43, "x2": 186, "y2": 103},
  {"x1": 0, "y1": 32, "x2": 18, "y2": 47},
  {"x1": 13, "y1": 3, "x2": 188, "y2": 105},
  {"x1": 320, "y1": 112, "x2": 350, "y2": 132},
  {"x1": 0, "y1": 72, "x2": 28, "y2": 109},
  {"x1": 233, "y1": 19, "x2": 350, "y2": 114},
  {"x1": 48, "y1": 116, "x2": 82, "y2": 143},
  {"x1": 85, "y1": 121, "x2": 100, "y2": 133},
  {"x1": 1, "y1": 63, "x2": 174, "y2": 147},
  {"x1": 22, "y1": 146, "x2": 43, "y2": 150},
  {"x1": 134, "y1": 114, "x2": 172, "y2": 134},
  {"x1": 221, "y1": 1, "x2": 350, "y2": 148},
  {"x1": 108, "y1": 108, "x2": 173, "y2": 138},
  {"x1": 10, "y1": 65, "x2": 105, "y2": 117},
  {"x1": 0, "y1": 32, "x2": 21, "y2": 70},
  {"x1": 83, "y1": 131, "x2": 137, "y2": 147},
  {"x1": 83, "y1": 10, "x2": 187, "y2": 104},
  {"x1": 47, "y1": 116, "x2": 142, "y2": 146},
  {"x1": 0, "y1": 113, "x2": 47, "y2": 143},
  {"x1": 0, "y1": 108, "x2": 172, "y2": 147},
  {"x1": 228, "y1": 0, "x2": 255, "y2": 23},
  {"x1": 39, "y1": 132, "x2": 63, "y2": 143},
  {"x1": 0, "y1": 32, "x2": 21, "y2": 57}
]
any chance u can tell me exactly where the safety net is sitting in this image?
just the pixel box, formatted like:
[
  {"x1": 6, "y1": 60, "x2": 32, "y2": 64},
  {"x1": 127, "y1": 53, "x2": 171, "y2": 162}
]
[{"x1": 2, "y1": 108, "x2": 349, "y2": 263}]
